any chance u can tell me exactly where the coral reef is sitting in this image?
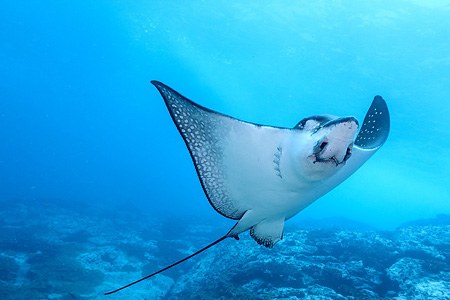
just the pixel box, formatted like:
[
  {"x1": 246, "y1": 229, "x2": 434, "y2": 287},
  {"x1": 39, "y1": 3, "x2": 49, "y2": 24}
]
[{"x1": 0, "y1": 199, "x2": 448, "y2": 299}]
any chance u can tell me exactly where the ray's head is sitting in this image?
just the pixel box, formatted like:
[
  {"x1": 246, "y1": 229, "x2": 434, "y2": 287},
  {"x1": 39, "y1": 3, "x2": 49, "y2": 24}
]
[{"x1": 293, "y1": 115, "x2": 359, "y2": 180}]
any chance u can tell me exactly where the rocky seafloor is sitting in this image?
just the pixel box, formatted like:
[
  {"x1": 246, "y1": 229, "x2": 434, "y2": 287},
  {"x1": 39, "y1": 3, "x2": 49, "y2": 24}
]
[{"x1": 0, "y1": 199, "x2": 449, "y2": 300}]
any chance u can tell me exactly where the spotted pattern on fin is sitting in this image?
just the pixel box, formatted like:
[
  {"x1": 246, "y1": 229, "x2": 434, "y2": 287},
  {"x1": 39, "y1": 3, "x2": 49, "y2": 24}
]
[
  {"x1": 152, "y1": 81, "x2": 243, "y2": 220},
  {"x1": 249, "y1": 217, "x2": 285, "y2": 248},
  {"x1": 355, "y1": 96, "x2": 390, "y2": 149},
  {"x1": 250, "y1": 228, "x2": 276, "y2": 248}
]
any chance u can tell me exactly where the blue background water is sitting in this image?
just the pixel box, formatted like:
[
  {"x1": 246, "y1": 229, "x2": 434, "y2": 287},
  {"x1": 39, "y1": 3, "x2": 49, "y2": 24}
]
[{"x1": 1, "y1": 1, "x2": 449, "y2": 230}]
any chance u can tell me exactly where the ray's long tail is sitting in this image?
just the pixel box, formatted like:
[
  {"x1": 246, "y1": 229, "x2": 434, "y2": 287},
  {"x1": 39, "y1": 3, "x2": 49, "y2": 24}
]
[{"x1": 104, "y1": 235, "x2": 229, "y2": 295}]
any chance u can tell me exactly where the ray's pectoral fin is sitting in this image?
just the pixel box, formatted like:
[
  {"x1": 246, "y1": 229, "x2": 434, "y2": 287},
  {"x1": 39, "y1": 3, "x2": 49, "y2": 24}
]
[
  {"x1": 355, "y1": 95, "x2": 390, "y2": 150},
  {"x1": 250, "y1": 217, "x2": 285, "y2": 248},
  {"x1": 316, "y1": 96, "x2": 390, "y2": 199},
  {"x1": 151, "y1": 80, "x2": 248, "y2": 220}
]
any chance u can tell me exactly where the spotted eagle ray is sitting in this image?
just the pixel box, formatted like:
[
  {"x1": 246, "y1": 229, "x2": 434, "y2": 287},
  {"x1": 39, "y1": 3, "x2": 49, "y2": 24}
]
[{"x1": 105, "y1": 81, "x2": 390, "y2": 295}]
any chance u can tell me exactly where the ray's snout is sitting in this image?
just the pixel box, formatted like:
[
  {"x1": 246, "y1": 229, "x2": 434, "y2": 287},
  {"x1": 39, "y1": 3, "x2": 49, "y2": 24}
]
[{"x1": 322, "y1": 116, "x2": 359, "y2": 129}]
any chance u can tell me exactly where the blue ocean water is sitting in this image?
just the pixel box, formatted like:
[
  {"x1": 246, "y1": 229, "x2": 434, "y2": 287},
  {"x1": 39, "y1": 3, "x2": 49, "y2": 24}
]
[{"x1": 1, "y1": 1, "x2": 449, "y2": 299}]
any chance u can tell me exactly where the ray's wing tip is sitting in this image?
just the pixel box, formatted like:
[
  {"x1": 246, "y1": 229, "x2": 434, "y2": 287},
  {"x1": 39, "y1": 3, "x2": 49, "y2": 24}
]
[
  {"x1": 373, "y1": 95, "x2": 385, "y2": 103},
  {"x1": 151, "y1": 80, "x2": 174, "y2": 100},
  {"x1": 150, "y1": 80, "x2": 164, "y2": 88},
  {"x1": 355, "y1": 95, "x2": 390, "y2": 149},
  {"x1": 373, "y1": 94, "x2": 389, "y2": 111}
]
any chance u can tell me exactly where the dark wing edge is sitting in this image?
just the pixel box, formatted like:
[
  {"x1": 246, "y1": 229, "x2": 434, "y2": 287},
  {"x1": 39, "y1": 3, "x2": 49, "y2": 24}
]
[
  {"x1": 151, "y1": 80, "x2": 231, "y2": 121},
  {"x1": 355, "y1": 95, "x2": 390, "y2": 149},
  {"x1": 151, "y1": 80, "x2": 243, "y2": 220}
]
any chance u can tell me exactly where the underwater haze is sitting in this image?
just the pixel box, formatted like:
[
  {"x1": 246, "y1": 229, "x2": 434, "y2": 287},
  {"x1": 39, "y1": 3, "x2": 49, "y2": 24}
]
[{"x1": 1, "y1": 1, "x2": 449, "y2": 299}]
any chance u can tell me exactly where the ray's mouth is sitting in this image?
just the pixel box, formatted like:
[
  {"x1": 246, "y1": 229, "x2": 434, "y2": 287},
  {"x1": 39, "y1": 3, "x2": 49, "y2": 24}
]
[
  {"x1": 310, "y1": 140, "x2": 353, "y2": 167},
  {"x1": 312, "y1": 155, "x2": 342, "y2": 166}
]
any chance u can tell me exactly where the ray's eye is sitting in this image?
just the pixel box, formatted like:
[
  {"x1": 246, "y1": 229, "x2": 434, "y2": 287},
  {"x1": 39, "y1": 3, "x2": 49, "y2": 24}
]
[
  {"x1": 319, "y1": 141, "x2": 328, "y2": 151},
  {"x1": 314, "y1": 140, "x2": 328, "y2": 154},
  {"x1": 344, "y1": 146, "x2": 352, "y2": 161}
]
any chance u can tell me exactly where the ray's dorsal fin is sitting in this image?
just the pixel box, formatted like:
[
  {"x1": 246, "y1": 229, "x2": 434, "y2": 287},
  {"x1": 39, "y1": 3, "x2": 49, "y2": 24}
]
[{"x1": 104, "y1": 235, "x2": 229, "y2": 295}]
